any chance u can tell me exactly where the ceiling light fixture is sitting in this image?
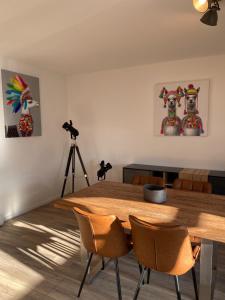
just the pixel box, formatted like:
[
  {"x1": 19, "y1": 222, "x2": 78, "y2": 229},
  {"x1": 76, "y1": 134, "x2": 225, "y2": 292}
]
[
  {"x1": 193, "y1": 0, "x2": 209, "y2": 12},
  {"x1": 201, "y1": 0, "x2": 220, "y2": 26},
  {"x1": 194, "y1": 0, "x2": 221, "y2": 26}
]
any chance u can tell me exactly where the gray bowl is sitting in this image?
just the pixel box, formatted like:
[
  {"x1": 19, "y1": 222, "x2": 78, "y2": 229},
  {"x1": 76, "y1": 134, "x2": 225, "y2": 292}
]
[{"x1": 144, "y1": 184, "x2": 167, "y2": 204}]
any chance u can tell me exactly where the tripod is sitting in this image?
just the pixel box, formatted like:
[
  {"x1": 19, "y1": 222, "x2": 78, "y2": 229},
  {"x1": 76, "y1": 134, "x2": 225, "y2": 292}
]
[{"x1": 61, "y1": 138, "x2": 90, "y2": 198}]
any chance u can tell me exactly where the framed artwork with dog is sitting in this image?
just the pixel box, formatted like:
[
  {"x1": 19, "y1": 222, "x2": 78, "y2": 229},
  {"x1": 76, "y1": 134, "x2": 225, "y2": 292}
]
[
  {"x1": 154, "y1": 79, "x2": 209, "y2": 137},
  {"x1": 1, "y1": 69, "x2": 41, "y2": 138}
]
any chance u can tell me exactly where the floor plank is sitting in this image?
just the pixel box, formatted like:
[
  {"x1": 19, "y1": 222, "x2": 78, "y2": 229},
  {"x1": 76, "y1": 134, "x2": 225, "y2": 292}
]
[{"x1": 0, "y1": 204, "x2": 224, "y2": 299}]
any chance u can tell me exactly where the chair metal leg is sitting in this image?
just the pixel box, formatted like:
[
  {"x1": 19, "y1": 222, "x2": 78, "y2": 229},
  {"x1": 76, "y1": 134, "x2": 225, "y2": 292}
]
[
  {"x1": 114, "y1": 258, "x2": 122, "y2": 300},
  {"x1": 138, "y1": 263, "x2": 142, "y2": 275},
  {"x1": 147, "y1": 268, "x2": 151, "y2": 284},
  {"x1": 133, "y1": 267, "x2": 147, "y2": 300},
  {"x1": 174, "y1": 276, "x2": 182, "y2": 300},
  {"x1": 77, "y1": 253, "x2": 93, "y2": 298},
  {"x1": 192, "y1": 267, "x2": 199, "y2": 300},
  {"x1": 138, "y1": 264, "x2": 146, "y2": 284},
  {"x1": 101, "y1": 257, "x2": 105, "y2": 270}
]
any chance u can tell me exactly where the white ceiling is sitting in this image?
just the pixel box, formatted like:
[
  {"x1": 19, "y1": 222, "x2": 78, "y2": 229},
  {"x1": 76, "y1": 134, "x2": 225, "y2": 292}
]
[{"x1": 1, "y1": 0, "x2": 225, "y2": 74}]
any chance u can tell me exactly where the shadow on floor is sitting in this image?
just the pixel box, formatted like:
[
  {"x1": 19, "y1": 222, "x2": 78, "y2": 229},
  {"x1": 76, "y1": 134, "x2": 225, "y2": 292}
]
[{"x1": 0, "y1": 204, "x2": 225, "y2": 300}]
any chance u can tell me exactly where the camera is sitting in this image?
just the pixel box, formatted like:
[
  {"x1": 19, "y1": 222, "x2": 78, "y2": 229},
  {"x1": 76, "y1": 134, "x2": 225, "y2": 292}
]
[
  {"x1": 97, "y1": 160, "x2": 112, "y2": 180},
  {"x1": 62, "y1": 120, "x2": 79, "y2": 139}
]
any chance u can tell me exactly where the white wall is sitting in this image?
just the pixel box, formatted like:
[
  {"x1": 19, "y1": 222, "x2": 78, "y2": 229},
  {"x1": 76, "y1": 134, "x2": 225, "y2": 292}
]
[
  {"x1": 0, "y1": 58, "x2": 68, "y2": 222},
  {"x1": 67, "y1": 54, "x2": 225, "y2": 187},
  {"x1": 1, "y1": 54, "x2": 225, "y2": 221}
]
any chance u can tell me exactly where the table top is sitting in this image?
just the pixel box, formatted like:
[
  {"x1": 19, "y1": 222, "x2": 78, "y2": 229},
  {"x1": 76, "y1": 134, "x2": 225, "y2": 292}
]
[{"x1": 54, "y1": 181, "x2": 225, "y2": 243}]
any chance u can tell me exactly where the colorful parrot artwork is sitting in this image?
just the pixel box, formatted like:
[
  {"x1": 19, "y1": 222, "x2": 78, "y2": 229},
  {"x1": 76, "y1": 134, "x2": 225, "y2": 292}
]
[{"x1": 6, "y1": 75, "x2": 39, "y2": 137}]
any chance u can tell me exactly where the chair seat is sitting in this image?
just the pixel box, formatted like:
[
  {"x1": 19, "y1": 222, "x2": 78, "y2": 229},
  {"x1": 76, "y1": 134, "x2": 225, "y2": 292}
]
[
  {"x1": 74, "y1": 207, "x2": 132, "y2": 299},
  {"x1": 129, "y1": 215, "x2": 200, "y2": 300},
  {"x1": 173, "y1": 178, "x2": 212, "y2": 194},
  {"x1": 132, "y1": 175, "x2": 164, "y2": 186}
]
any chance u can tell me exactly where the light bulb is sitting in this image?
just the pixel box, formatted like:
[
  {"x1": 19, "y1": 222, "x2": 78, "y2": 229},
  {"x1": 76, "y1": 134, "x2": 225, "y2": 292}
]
[{"x1": 193, "y1": 0, "x2": 209, "y2": 13}]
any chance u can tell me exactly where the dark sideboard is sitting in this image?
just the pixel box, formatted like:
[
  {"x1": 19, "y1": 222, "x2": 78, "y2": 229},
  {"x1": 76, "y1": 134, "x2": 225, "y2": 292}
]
[{"x1": 123, "y1": 164, "x2": 225, "y2": 195}]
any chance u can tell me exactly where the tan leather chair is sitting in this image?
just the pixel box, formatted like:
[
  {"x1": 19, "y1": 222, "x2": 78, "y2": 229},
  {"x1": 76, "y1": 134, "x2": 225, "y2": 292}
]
[
  {"x1": 129, "y1": 215, "x2": 200, "y2": 300},
  {"x1": 74, "y1": 207, "x2": 132, "y2": 299},
  {"x1": 132, "y1": 175, "x2": 164, "y2": 186},
  {"x1": 173, "y1": 178, "x2": 212, "y2": 194}
]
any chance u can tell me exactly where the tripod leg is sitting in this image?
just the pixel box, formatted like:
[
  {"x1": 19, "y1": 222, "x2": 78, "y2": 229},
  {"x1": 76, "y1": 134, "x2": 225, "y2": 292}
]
[
  {"x1": 61, "y1": 145, "x2": 74, "y2": 198},
  {"x1": 75, "y1": 145, "x2": 90, "y2": 186},
  {"x1": 72, "y1": 145, "x2": 75, "y2": 193}
]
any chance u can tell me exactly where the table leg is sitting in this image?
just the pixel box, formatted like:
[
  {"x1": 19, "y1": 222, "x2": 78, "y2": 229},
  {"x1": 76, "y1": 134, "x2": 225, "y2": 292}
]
[{"x1": 199, "y1": 239, "x2": 217, "y2": 300}]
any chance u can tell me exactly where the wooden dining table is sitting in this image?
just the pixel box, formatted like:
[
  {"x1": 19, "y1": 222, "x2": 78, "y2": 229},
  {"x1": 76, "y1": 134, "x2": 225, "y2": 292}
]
[{"x1": 54, "y1": 181, "x2": 225, "y2": 300}]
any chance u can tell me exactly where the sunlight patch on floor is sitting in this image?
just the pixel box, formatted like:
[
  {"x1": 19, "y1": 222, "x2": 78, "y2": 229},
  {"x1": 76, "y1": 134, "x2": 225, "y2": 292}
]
[{"x1": 0, "y1": 249, "x2": 45, "y2": 300}]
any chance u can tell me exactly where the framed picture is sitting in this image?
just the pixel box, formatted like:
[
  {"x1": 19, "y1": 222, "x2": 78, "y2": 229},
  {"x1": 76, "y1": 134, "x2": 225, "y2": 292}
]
[
  {"x1": 154, "y1": 79, "x2": 209, "y2": 137},
  {"x1": 1, "y1": 69, "x2": 41, "y2": 138}
]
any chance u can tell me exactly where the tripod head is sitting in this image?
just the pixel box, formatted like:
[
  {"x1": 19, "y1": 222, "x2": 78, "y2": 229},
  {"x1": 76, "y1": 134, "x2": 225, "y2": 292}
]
[{"x1": 62, "y1": 120, "x2": 79, "y2": 140}]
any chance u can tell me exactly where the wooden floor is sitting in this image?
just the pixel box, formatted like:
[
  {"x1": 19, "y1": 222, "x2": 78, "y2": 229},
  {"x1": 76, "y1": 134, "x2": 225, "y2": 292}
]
[{"x1": 0, "y1": 205, "x2": 225, "y2": 300}]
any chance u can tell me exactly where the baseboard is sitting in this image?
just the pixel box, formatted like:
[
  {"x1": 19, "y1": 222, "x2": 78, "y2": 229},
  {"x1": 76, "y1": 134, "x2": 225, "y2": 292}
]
[{"x1": 4, "y1": 194, "x2": 60, "y2": 222}]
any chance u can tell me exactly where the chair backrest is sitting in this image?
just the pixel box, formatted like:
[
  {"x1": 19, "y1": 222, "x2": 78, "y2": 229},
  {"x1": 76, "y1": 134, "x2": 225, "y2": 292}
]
[
  {"x1": 129, "y1": 215, "x2": 195, "y2": 276},
  {"x1": 73, "y1": 207, "x2": 129, "y2": 258},
  {"x1": 132, "y1": 175, "x2": 164, "y2": 186},
  {"x1": 173, "y1": 178, "x2": 212, "y2": 194}
]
